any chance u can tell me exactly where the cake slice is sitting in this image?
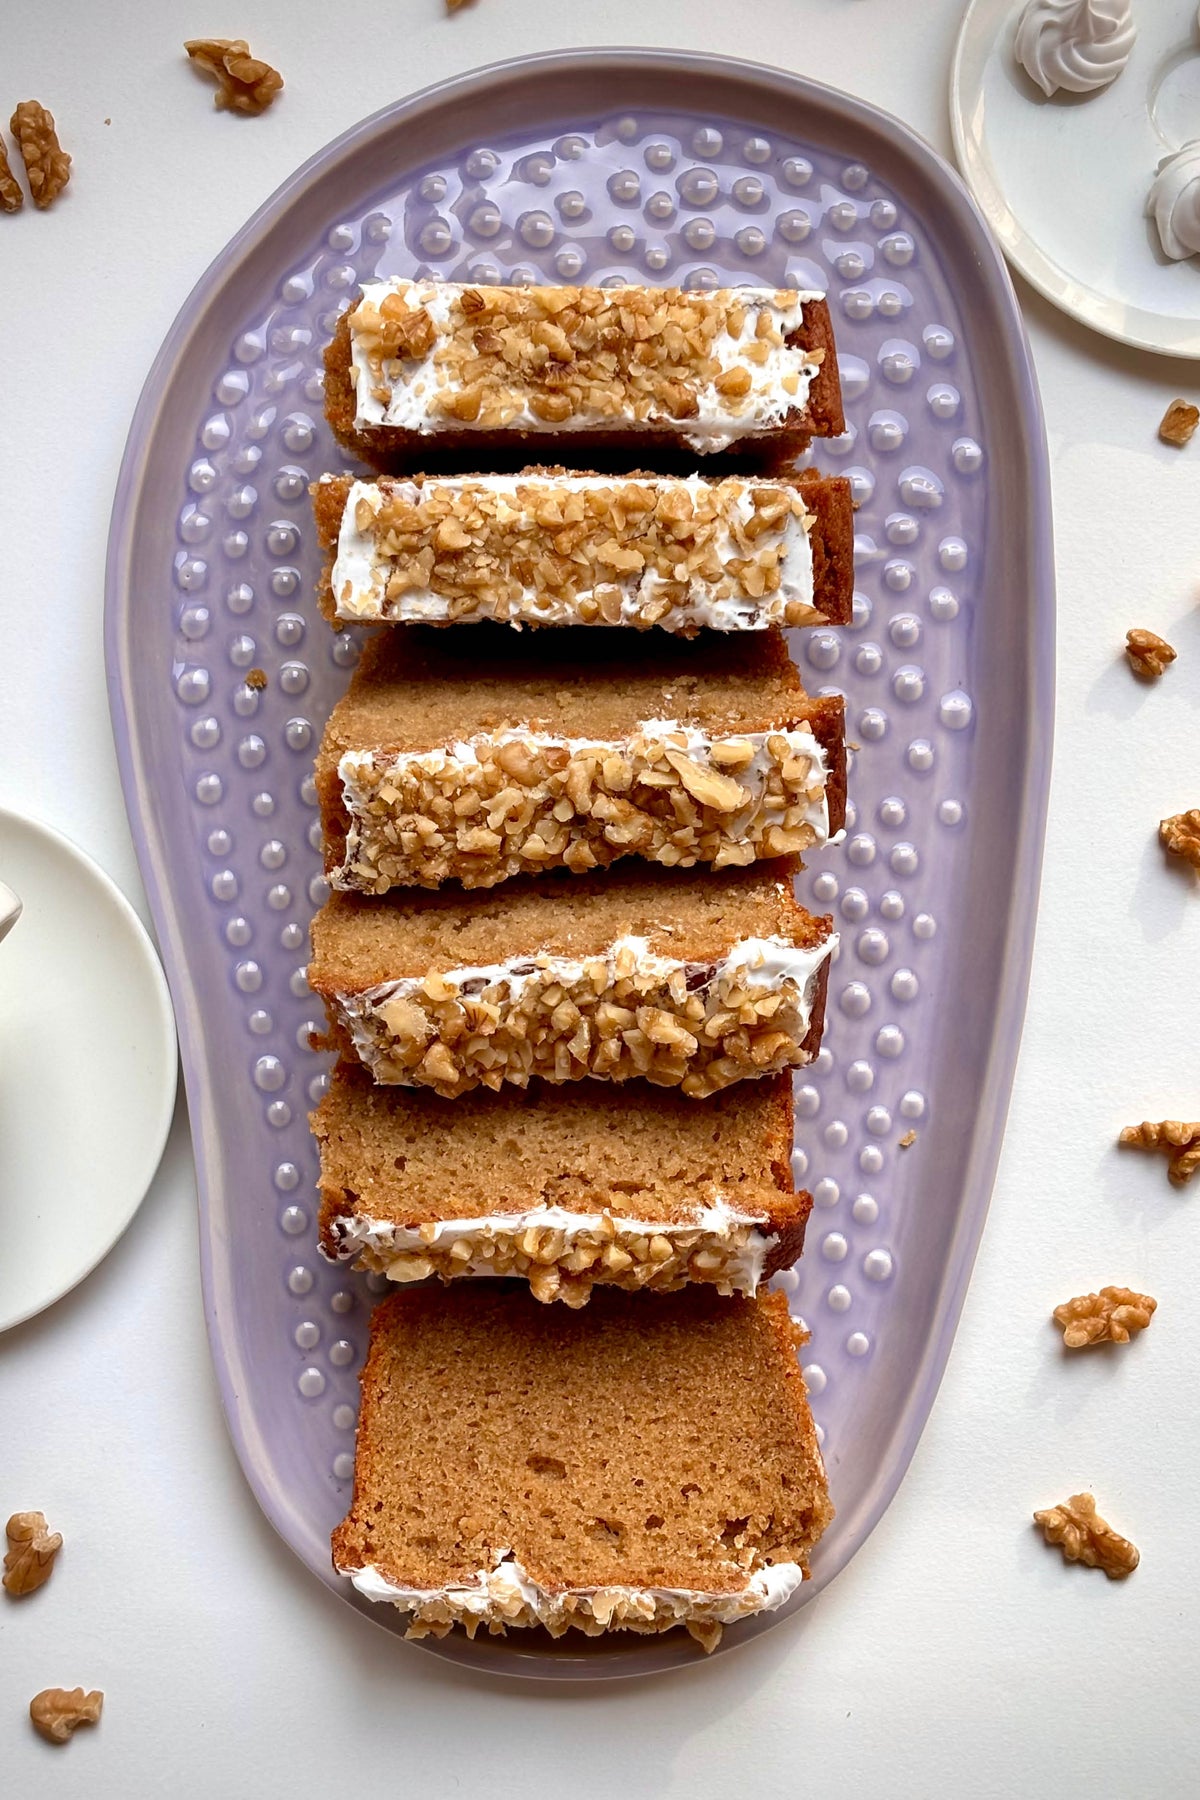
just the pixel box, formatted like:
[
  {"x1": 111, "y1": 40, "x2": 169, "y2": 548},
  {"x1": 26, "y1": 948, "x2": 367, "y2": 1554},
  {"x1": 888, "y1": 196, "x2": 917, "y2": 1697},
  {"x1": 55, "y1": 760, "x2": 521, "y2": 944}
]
[
  {"x1": 324, "y1": 279, "x2": 845, "y2": 469},
  {"x1": 314, "y1": 1063, "x2": 808, "y2": 1304},
  {"x1": 316, "y1": 626, "x2": 846, "y2": 892},
  {"x1": 332, "y1": 1283, "x2": 833, "y2": 1651},
  {"x1": 313, "y1": 468, "x2": 853, "y2": 632},
  {"x1": 307, "y1": 862, "x2": 836, "y2": 1099}
]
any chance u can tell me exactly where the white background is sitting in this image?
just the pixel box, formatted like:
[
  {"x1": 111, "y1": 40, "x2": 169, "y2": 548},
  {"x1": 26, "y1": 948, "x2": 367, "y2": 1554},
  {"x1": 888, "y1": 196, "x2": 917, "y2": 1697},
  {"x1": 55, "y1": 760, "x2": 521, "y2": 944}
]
[{"x1": 2, "y1": 2, "x2": 1199, "y2": 1794}]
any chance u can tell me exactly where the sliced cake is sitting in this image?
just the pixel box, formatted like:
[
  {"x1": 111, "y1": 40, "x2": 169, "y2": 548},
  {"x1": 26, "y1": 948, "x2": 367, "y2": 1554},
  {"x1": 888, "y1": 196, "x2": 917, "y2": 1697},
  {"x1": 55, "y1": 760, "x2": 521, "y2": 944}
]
[
  {"x1": 324, "y1": 279, "x2": 845, "y2": 468},
  {"x1": 332, "y1": 1283, "x2": 833, "y2": 1651},
  {"x1": 307, "y1": 861, "x2": 835, "y2": 1099},
  {"x1": 316, "y1": 626, "x2": 846, "y2": 892},
  {"x1": 313, "y1": 1063, "x2": 808, "y2": 1304},
  {"x1": 314, "y1": 468, "x2": 853, "y2": 632}
]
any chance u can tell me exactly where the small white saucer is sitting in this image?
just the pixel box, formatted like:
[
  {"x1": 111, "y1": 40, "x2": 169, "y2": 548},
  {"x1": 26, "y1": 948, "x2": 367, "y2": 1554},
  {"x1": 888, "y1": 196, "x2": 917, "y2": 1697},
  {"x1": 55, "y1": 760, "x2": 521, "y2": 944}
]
[
  {"x1": 952, "y1": 0, "x2": 1200, "y2": 356},
  {"x1": 0, "y1": 807, "x2": 177, "y2": 1330}
]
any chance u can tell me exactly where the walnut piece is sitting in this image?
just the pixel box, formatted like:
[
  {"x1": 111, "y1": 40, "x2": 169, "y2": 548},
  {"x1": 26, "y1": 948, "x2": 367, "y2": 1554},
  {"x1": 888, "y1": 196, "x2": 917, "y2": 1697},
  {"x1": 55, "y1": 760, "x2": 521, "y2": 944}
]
[
  {"x1": 1033, "y1": 1492, "x2": 1139, "y2": 1579},
  {"x1": 898, "y1": 1129, "x2": 917, "y2": 1149},
  {"x1": 9, "y1": 102, "x2": 70, "y2": 210},
  {"x1": 1160, "y1": 809, "x2": 1200, "y2": 873},
  {"x1": 1119, "y1": 1118, "x2": 1200, "y2": 1186},
  {"x1": 0, "y1": 137, "x2": 23, "y2": 212},
  {"x1": 184, "y1": 39, "x2": 283, "y2": 115},
  {"x1": 1159, "y1": 399, "x2": 1199, "y2": 447},
  {"x1": 245, "y1": 667, "x2": 268, "y2": 690},
  {"x1": 29, "y1": 1688, "x2": 103, "y2": 1745},
  {"x1": 1053, "y1": 1286, "x2": 1157, "y2": 1348},
  {"x1": 1125, "y1": 628, "x2": 1176, "y2": 679},
  {"x1": 3, "y1": 1510, "x2": 63, "y2": 1596}
]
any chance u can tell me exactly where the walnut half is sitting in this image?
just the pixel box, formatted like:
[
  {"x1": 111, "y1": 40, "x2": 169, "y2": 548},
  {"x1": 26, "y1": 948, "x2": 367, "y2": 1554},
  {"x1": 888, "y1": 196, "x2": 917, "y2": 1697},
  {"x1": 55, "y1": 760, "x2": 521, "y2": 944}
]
[
  {"x1": 184, "y1": 39, "x2": 283, "y2": 115},
  {"x1": 1033, "y1": 1492, "x2": 1139, "y2": 1579},
  {"x1": 1053, "y1": 1286, "x2": 1157, "y2": 1348},
  {"x1": 3, "y1": 1510, "x2": 63, "y2": 1596},
  {"x1": 1125, "y1": 628, "x2": 1176, "y2": 679},
  {"x1": 29, "y1": 1688, "x2": 103, "y2": 1745},
  {"x1": 9, "y1": 102, "x2": 70, "y2": 210},
  {"x1": 1119, "y1": 1118, "x2": 1200, "y2": 1186},
  {"x1": 1160, "y1": 809, "x2": 1200, "y2": 873}
]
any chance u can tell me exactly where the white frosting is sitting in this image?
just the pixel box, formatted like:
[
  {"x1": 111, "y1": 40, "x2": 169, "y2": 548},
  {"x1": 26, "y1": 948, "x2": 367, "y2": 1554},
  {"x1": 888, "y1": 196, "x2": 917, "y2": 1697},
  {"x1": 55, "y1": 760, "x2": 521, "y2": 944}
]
[
  {"x1": 1146, "y1": 142, "x2": 1200, "y2": 262},
  {"x1": 342, "y1": 1551, "x2": 806, "y2": 1633},
  {"x1": 336, "y1": 721, "x2": 831, "y2": 871},
  {"x1": 335, "y1": 931, "x2": 837, "y2": 1084},
  {"x1": 349, "y1": 280, "x2": 824, "y2": 451},
  {"x1": 328, "y1": 473, "x2": 816, "y2": 631},
  {"x1": 1014, "y1": 0, "x2": 1135, "y2": 96},
  {"x1": 325, "y1": 1196, "x2": 777, "y2": 1293}
]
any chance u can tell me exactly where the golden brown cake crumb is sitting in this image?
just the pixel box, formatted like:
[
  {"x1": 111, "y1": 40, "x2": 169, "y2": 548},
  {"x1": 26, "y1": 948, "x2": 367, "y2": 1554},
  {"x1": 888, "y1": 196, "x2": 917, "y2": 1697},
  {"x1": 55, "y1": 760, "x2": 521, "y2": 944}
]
[
  {"x1": 1033, "y1": 1493, "x2": 1139, "y2": 1578},
  {"x1": 1119, "y1": 1117, "x2": 1200, "y2": 1186},
  {"x1": 1159, "y1": 809, "x2": 1200, "y2": 872},
  {"x1": 0, "y1": 137, "x2": 23, "y2": 212},
  {"x1": 898, "y1": 1129, "x2": 917, "y2": 1149},
  {"x1": 29, "y1": 1688, "x2": 103, "y2": 1745},
  {"x1": 1052, "y1": 1287, "x2": 1157, "y2": 1348},
  {"x1": 9, "y1": 102, "x2": 70, "y2": 209},
  {"x1": 1158, "y1": 399, "x2": 1199, "y2": 447},
  {"x1": 1125, "y1": 628, "x2": 1176, "y2": 679},
  {"x1": 245, "y1": 667, "x2": 268, "y2": 689},
  {"x1": 184, "y1": 39, "x2": 283, "y2": 114},
  {"x1": 3, "y1": 1511, "x2": 62, "y2": 1597}
]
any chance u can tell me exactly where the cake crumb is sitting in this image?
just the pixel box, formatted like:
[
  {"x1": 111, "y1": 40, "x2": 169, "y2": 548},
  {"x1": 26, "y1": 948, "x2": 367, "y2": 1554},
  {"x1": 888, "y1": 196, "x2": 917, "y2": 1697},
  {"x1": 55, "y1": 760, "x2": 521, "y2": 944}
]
[
  {"x1": 1033, "y1": 1492, "x2": 1138, "y2": 1579},
  {"x1": 0, "y1": 137, "x2": 23, "y2": 212},
  {"x1": 245, "y1": 667, "x2": 268, "y2": 689},
  {"x1": 10, "y1": 102, "x2": 70, "y2": 209},
  {"x1": 3, "y1": 1511, "x2": 63, "y2": 1596},
  {"x1": 184, "y1": 39, "x2": 283, "y2": 114},
  {"x1": 1125, "y1": 628, "x2": 1176, "y2": 679},
  {"x1": 1052, "y1": 1286, "x2": 1156, "y2": 1348},
  {"x1": 898, "y1": 1129, "x2": 916, "y2": 1149},
  {"x1": 1159, "y1": 399, "x2": 1199, "y2": 447},
  {"x1": 29, "y1": 1688, "x2": 103, "y2": 1745},
  {"x1": 1119, "y1": 1118, "x2": 1200, "y2": 1186}
]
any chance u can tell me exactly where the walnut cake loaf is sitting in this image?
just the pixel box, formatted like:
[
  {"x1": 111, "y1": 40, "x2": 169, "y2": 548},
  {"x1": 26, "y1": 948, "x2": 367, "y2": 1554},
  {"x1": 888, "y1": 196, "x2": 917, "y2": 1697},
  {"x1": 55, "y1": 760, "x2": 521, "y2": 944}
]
[
  {"x1": 307, "y1": 862, "x2": 836, "y2": 1099},
  {"x1": 324, "y1": 279, "x2": 845, "y2": 468},
  {"x1": 314, "y1": 1063, "x2": 809, "y2": 1304},
  {"x1": 316, "y1": 626, "x2": 846, "y2": 893},
  {"x1": 313, "y1": 468, "x2": 853, "y2": 632},
  {"x1": 332, "y1": 1283, "x2": 833, "y2": 1651}
]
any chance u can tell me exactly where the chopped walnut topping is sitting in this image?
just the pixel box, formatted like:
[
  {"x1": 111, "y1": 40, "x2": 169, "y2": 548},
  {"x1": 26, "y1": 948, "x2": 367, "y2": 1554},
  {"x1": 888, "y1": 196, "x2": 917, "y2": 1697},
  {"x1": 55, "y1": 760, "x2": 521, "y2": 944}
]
[
  {"x1": 1033, "y1": 1492, "x2": 1139, "y2": 1579},
  {"x1": 332, "y1": 476, "x2": 820, "y2": 632},
  {"x1": 1158, "y1": 399, "x2": 1199, "y2": 447},
  {"x1": 336, "y1": 722, "x2": 829, "y2": 893},
  {"x1": 184, "y1": 39, "x2": 283, "y2": 115},
  {"x1": 1160, "y1": 809, "x2": 1200, "y2": 872},
  {"x1": 350, "y1": 281, "x2": 818, "y2": 436},
  {"x1": 334, "y1": 940, "x2": 829, "y2": 1100},
  {"x1": 1125, "y1": 628, "x2": 1176, "y2": 678},
  {"x1": 0, "y1": 137, "x2": 23, "y2": 212},
  {"x1": 9, "y1": 102, "x2": 70, "y2": 209},
  {"x1": 245, "y1": 667, "x2": 268, "y2": 689},
  {"x1": 1119, "y1": 1118, "x2": 1200, "y2": 1186},
  {"x1": 3, "y1": 1511, "x2": 63, "y2": 1597},
  {"x1": 1052, "y1": 1287, "x2": 1157, "y2": 1348},
  {"x1": 337, "y1": 1210, "x2": 768, "y2": 1305},
  {"x1": 29, "y1": 1687, "x2": 103, "y2": 1745}
]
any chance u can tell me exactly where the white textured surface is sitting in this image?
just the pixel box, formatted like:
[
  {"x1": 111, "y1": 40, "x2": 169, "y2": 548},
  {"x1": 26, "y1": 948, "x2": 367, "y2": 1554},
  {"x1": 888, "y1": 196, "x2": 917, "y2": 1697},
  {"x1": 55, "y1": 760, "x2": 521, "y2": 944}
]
[{"x1": 0, "y1": 2, "x2": 1198, "y2": 1795}]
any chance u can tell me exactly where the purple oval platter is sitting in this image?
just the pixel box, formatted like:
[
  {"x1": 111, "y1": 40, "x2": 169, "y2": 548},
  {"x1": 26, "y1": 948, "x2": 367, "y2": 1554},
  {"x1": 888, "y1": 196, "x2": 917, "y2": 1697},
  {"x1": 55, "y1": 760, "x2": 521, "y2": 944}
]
[{"x1": 104, "y1": 49, "x2": 1053, "y2": 1680}]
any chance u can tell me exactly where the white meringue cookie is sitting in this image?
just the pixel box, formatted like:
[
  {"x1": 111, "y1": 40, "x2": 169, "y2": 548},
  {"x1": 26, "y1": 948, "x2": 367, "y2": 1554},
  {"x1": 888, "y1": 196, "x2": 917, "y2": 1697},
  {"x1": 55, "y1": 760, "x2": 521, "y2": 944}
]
[
  {"x1": 1014, "y1": 0, "x2": 1136, "y2": 97},
  {"x1": 1146, "y1": 142, "x2": 1200, "y2": 262}
]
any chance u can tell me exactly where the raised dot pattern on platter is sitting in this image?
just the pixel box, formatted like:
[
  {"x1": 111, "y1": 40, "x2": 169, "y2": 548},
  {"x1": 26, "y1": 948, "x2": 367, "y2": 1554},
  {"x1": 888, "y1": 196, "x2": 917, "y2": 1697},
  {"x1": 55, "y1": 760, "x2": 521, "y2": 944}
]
[{"x1": 169, "y1": 112, "x2": 981, "y2": 1474}]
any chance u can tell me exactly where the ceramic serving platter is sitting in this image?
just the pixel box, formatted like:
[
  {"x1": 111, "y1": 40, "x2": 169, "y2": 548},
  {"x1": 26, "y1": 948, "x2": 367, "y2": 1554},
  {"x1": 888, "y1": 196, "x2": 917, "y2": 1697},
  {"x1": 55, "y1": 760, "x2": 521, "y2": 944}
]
[{"x1": 105, "y1": 49, "x2": 1053, "y2": 1680}]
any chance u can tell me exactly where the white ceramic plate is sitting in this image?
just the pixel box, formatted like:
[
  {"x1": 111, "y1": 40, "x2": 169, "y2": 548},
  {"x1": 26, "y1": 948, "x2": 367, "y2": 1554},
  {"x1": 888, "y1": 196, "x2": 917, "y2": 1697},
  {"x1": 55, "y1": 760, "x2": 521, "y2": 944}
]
[
  {"x1": 951, "y1": 0, "x2": 1200, "y2": 356},
  {"x1": 0, "y1": 808, "x2": 178, "y2": 1331}
]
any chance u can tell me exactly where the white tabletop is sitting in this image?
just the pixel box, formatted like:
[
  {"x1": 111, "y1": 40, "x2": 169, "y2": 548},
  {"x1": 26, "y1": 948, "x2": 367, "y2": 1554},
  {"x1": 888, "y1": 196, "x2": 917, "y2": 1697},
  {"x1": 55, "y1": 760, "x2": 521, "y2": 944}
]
[{"x1": 2, "y1": 2, "x2": 1198, "y2": 1793}]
